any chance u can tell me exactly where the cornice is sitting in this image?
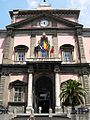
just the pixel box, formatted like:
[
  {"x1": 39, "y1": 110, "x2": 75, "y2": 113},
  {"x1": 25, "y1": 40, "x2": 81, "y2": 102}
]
[
  {"x1": 0, "y1": 62, "x2": 89, "y2": 74},
  {"x1": 83, "y1": 28, "x2": 90, "y2": 37},
  {"x1": 83, "y1": 28, "x2": 90, "y2": 32},
  {"x1": 12, "y1": 27, "x2": 76, "y2": 35},
  {"x1": 9, "y1": 9, "x2": 80, "y2": 19},
  {"x1": 0, "y1": 30, "x2": 7, "y2": 33},
  {"x1": 0, "y1": 30, "x2": 7, "y2": 37}
]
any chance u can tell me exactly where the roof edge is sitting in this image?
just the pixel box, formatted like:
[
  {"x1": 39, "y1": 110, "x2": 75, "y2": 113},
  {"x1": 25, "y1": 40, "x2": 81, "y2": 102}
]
[{"x1": 9, "y1": 9, "x2": 80, "y2": 19}]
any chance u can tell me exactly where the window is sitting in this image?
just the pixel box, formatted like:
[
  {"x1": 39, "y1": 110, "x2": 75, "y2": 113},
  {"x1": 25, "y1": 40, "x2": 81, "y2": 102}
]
[
  {"x1": 18, "y1": 52, "x2": 25, "y2": 61},
  {"x1": 9, "y1": 80, "x2": 26, "y2": 102},
  {"x1": 14, "y1": 87, "x2": 23, "y2": 102},
  {"x1": 60, "y1": 44, "x2": 74, "y2": 62},
  {"x1": 14, "y1": 45, "x2": 28, "y2": 61},
  {"x1": 63, "y1": 51, "x2": 72, "y2": 62}
]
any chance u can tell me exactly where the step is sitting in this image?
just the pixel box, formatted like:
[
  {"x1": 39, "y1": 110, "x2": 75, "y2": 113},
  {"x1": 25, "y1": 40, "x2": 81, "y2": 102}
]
[{"x1": 11, "y1": 114, "x2": 70, "y2": 120}]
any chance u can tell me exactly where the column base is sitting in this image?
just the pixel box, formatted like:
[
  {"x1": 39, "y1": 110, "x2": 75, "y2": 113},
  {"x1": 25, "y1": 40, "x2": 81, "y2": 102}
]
[
  {"x1": 26, "y1": 106, "x2": 33, "y2": 114},
  {"x1": 55, "y1": 106, "x2": 62, "y2": 113}
]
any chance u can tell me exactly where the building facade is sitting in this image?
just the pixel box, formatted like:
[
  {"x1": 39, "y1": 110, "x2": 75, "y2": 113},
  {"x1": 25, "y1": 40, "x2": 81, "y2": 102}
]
[{"x1": 0, "y1": 0, "x2": 90, "y2": 114}]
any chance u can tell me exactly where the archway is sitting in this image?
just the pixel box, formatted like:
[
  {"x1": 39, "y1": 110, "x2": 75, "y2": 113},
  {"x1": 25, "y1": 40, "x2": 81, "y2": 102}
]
[{"x1": 34, "y1": 76, "x2": 53, "y2": 113}]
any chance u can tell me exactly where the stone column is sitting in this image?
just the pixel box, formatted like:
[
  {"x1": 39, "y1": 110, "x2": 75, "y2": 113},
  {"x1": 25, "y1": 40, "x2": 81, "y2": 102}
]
[
  {"x1": 3, "y1": 30, "x2": 14, "y2": 64},
  {"x1": 76, "y1": 27, "x2": 86, "y2": 63},
  {"x1": 26, "y1": 67, "x2": 33, "y2": 114},
  {"x1": 54, "y1": 66, "x2": 61, "y2": 113},
  {"x1": 52, "y1": 34, "x2": 58, "y2": 58}
]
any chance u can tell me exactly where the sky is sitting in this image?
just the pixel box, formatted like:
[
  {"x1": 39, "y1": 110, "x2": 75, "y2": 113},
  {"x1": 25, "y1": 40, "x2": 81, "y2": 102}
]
[{"x1": 0, "y1": 0, "x2": 90, "y2": 29}]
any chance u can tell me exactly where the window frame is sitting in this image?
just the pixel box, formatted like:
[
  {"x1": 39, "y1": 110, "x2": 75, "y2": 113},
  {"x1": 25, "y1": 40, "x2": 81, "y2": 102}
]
[
  {"x1": 14, "y1": 45, "x2": 28, "y2": 62},
  {"x1": 18, "y1": 51, "x2": 25, "y2": 61},
  {"x1": 14, "y1": 86, "x2": 24, "y2": 102},
  {"x1": 9, "y1": 80, "x2": 26, "y2": 103},
  {"x1": 60, "y1": 44, "x2": 74, "y2": 63},
  {"x1": 63, "y1": 50, "x2": 73, "y2": 62}
]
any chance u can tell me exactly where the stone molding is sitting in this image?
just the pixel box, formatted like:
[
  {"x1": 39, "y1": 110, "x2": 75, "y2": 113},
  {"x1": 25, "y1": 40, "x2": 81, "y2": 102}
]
[
  {"x1": 54, "y1": 65, "x2": 60, "y2": 73},
  {"x1": 7, "y1": 29, "x2": 14, "y2": 37},
  {"x1": 28, "y1": 65, "x2": 34, "y2": 73}
]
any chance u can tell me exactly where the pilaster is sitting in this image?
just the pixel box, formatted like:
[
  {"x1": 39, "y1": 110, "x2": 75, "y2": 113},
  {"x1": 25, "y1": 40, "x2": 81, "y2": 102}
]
[
  {"x1": 83, "y1": 75, "x2": 90, "y2": 105},
  {"x1": 0, "y1": 72, "x2": 9, "y2": 107},
  {"x1": 80, "y1": 71, "x2": 90, "y2": 106},
  {"x1": 76, "y1": 27, "x2": 86, "y2": 63},
  {"x1": 3, "y1": 73, "x2": 10, "y2": 107},
  {"x1": 0, "y1": 74, "x2": 5, "y2": 105},
  {"x1": 30, "y1": 34, "x2": 36, "y2": 58},
  {"x1": 3, "y1": 30, "x2": 14, "y2": 64},
  {"x1": 52, "y1": 34, "x2": 58, "y2": 58}
]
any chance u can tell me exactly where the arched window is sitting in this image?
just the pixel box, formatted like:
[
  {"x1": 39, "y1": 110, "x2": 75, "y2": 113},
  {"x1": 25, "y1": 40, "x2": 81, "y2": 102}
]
[
  {"x1": 14, "y1": 45, "x2": 28, "y2": 61},
  {"x1": 60, "y1": 44, "x2": 74, "y2": 62}
]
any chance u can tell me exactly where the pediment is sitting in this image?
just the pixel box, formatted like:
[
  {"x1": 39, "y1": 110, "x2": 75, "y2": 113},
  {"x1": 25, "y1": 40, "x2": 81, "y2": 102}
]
[
  {"x1": 6, "y1": 13, "x2": 83, "y2": 29},
  {"x1": 9, "y1": 80, "x2": 27, "y2": 87}
]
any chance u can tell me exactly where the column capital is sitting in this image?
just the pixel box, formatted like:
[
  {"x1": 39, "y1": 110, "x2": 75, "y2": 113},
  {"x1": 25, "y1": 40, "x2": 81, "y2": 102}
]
[
  {"x1": 1, "y1": 72, "x2": 9, "y2": 76},
  {"x1": 76, "y1": 27, "x2": 83, "y2": 35},
  {"x1": 28, "y1": 65, "x2": 34, "y2": 73},
  {"x1": 52, "y1": 33, "x2": 57, "y2": 37},
  {"x1": 31, "y1": 34, "x2": 36, "y2": 37},
  {"x1": 7, "y1": 29, "x2": 14, "y2": 37},
  {"x1": 54, "y1": 65, "x2": 60, "y2": 73}
]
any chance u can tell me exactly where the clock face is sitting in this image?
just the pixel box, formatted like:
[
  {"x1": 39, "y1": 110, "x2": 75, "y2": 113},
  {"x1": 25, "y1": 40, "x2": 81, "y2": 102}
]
[{"x1": 40, "y1": 20, "x2": 48, "y2": 27}]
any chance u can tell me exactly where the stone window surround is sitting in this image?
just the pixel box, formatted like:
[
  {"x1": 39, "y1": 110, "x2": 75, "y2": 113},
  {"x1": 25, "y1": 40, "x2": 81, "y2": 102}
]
[
  {"x1": 14, "y1": 45, "x2": 28, "y2": 61},
  {"x1": 60, "y1": 44, "x2": 74, "y2": 62},
  {"x1": 9, "y1": 80, "x2": 26, "y2": 103}
]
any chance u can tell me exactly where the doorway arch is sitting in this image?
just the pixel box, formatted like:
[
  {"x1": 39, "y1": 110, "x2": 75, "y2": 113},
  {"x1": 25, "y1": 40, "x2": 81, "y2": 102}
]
[{"x1": 34, "y1": 76, "x2": 54, "y2": 113}]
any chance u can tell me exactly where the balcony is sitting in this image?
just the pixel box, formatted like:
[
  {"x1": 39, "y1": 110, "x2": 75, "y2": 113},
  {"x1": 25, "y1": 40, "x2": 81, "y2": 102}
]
[
  {"x1": 26, "y1": 58, "x2": 61, "y2": 62},
  {"x1": 13, "y1": 58, "x2": 76, "y2": 65},
  {"x1": 13, "y1": 57, "x2": 61, "y2": 64}
]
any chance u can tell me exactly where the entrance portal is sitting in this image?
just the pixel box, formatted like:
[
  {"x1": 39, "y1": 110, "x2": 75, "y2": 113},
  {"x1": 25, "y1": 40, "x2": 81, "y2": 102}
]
[{"x1": 35, "y1": 76, "x2": 54, "y2": 113}]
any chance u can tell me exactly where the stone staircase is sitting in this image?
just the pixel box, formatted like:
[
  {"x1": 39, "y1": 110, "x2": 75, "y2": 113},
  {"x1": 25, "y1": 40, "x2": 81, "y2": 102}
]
[{"x1": 11, "y1": 114, "x2": 71, "y2": 120}]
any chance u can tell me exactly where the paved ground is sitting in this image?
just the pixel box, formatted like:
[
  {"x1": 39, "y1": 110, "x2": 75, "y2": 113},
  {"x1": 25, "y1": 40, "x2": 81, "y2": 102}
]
[
  {"x1": 71, "y1": 113, "x2": 90, "y2": 120},
  {"x1": 0, "y1": 113, "x2": 14, "y2": 120}
]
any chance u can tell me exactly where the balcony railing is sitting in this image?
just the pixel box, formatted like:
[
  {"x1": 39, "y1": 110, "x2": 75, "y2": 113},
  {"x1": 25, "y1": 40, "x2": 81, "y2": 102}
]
[
  {"x1": 13, "y1": 58, "x2": 76, "y2": 64},
  {"x1": 13, "y1": 57, "x2": 61, "y2": 64},
  {"x1": 26, "y1": 57, "x2": 61, "y2": 62}
]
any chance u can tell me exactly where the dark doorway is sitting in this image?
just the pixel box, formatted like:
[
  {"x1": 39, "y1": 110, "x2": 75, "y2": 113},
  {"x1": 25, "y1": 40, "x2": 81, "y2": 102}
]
[{"x1": 35, "y1": 76, "x2": 53, "y2": 113}]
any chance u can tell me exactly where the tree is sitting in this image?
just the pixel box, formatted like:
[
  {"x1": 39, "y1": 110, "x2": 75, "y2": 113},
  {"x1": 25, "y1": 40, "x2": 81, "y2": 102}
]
[{"x1": 60, "y1": 79, "x2": 86, "y2": 113}]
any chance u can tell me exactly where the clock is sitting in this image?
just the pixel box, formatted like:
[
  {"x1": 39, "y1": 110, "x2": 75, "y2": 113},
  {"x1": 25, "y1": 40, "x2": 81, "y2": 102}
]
[{"x1": 40, "y1": 20, "x2": 48, "y2": 27}]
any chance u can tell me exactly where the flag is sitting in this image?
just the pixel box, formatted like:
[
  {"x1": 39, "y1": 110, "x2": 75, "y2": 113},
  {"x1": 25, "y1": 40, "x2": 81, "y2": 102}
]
[
  {"x1": 39, "y1": 45, "x2": 45, "y2": 52},
  {"x1": 50, "y1": 46, "x2": 54, "y2": 53},
  {"x1": 43, "y1": 42, "x2": 48, "y2": 50}
]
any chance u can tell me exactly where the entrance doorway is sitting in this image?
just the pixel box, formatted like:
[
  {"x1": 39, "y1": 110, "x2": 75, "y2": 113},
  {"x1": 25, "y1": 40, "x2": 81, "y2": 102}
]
[{"x1": 34, "y1": 76, "x2": 54, "y2": 113}]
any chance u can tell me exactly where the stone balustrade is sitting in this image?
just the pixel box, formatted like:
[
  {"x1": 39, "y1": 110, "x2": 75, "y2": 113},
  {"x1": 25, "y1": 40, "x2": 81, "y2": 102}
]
[{"x1": 13, "y1": 58, "x2": 61, "y2": 64}]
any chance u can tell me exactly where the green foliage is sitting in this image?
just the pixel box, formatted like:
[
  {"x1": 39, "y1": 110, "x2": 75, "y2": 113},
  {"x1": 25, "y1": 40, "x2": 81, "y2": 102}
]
[{"x1": 60, "y1": 79, "x2": 86, "y2": 107}]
